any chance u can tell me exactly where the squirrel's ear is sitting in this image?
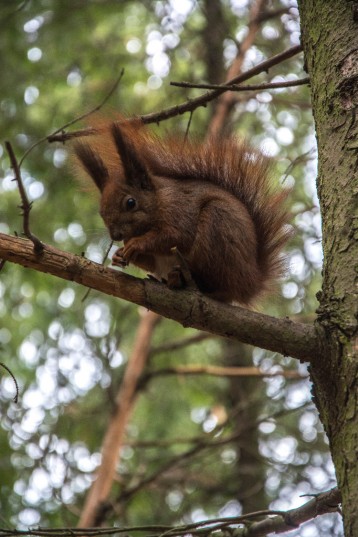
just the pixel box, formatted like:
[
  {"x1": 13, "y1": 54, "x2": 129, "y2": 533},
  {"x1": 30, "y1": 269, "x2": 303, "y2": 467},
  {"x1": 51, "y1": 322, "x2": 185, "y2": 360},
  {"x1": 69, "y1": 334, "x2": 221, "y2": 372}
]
[
  {"x1": 74, "y1": 142, "x2": 109, "y2": 191},
  {"x1": 111, "y1": 123, "x2": 153, "y2": 190}
]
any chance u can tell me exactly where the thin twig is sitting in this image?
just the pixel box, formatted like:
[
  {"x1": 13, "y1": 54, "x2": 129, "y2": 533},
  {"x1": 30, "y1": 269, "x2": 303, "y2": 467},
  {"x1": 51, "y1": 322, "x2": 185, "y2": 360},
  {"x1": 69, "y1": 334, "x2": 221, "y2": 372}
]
[
  {"x1": 5, "y1": 142, "x2": 43, "y2": 253},
  {"x1": 0, "y1": 362, "x2": 19, "y2": 403},
  {"x1": 256, "y1": 7, "x2": 290, "y2": 22},
  {"x1": 184, "y1": 110, "x2": 194, "y2": 142},
  {"x1": 0, "y1": 486, "x2": 341, "y2": 536},
  {"x1": 282, "y1": 149, "x2": 315, "y2": 182},
  {"x1": 143, "y1": 45, "x2": 303, "y2": 124},
  {"x1": 170, "y1": 76, "x2": 310, "y2": 92},
  {"x1": 81, "y1": 240, "x2": 114, "y2": 302},
  {"x1": 150, "y1": 332, "x2": 212, "y2": 355},
  {"x1": 48, "y1": 44, "x2": 303, "y2": 143},
  {"x1": 19, "y1": 69, "x2": 125, "y2": 167},
  {"x1": 142, "y1": 364, "x2": 306, "y2": 380},
  {"x1": 117, "y1": 403, "x2": 310, "y2": 506}
]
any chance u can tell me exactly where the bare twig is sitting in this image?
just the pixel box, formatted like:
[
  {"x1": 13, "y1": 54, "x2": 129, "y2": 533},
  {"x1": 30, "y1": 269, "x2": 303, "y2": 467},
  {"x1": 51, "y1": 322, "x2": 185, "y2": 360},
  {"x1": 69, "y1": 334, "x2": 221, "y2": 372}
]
[
  {"x1": 5, "y1": 142, "x2": 43, "y2": 253},
  {"x1": 282, "y1": 149, "x2": 316, "y2": 182},
  {"x1": 184, "y1": 110, "x2": 194, "y2": 141},
  {"x1": 81, "y1": 240, "x2": 114, "y2": 302},
  {"x1": 0, "y1": 484, "x2": 339, "y2": 537},
  {"x1": 239, "y1": 487, "x2": 341, "y2": 536},
  {"x1": 0, "y1": 362, "x2": 19, "y2": 403},
  {"x1": 125, "y1": 402, "x2": 311, "y2": 450},
  {"x1": 114, "y1": 403, "x2": 311, "y2": 509},
  {"x1": 170, "y1": 77, "x2": 310, "y2": 92},
  {"x1": 48, "y1": 44, "x2": 303, "y2": 144},
  {"x1": 19, "y1": 69, "x2": 125, "y2": 167},
  {"x1": 142, "y1": 364, "x2": 306, "y2": 380},
  {"x1": 256, "y1": 6, "x2": 291, "y2": 23},
  {"x1": 150, "y1": 332, "x2": 212, "y2": 355}
]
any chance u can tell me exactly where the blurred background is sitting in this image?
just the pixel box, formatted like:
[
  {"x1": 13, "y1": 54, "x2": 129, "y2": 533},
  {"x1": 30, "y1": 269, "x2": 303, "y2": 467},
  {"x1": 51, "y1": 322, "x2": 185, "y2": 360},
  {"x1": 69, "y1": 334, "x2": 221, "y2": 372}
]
[{"x1": 0, "y1": 1, "x2": 340, "y2": 535}]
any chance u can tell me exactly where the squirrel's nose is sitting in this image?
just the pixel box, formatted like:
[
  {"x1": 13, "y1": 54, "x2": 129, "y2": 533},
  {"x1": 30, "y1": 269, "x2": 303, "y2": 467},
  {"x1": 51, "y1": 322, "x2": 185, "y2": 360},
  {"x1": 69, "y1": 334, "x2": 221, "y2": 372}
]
[{"x1": 108, "y1": 225, "x2": 123, "y2": 242}]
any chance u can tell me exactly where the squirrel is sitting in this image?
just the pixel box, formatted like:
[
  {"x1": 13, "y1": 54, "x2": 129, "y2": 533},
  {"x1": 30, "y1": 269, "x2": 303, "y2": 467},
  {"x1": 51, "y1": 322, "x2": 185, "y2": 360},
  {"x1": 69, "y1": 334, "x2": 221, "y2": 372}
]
[{"x1": 74, "y1": 118, "x2": 291, "y2": 305}]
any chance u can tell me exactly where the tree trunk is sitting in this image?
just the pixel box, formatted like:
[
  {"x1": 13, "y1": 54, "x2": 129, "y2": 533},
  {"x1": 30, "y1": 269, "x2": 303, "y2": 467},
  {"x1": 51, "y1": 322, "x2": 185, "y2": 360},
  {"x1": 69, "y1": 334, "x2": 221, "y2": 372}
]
[{"x1": 298, "y1": 2, "x2": 358, "y2": 535}]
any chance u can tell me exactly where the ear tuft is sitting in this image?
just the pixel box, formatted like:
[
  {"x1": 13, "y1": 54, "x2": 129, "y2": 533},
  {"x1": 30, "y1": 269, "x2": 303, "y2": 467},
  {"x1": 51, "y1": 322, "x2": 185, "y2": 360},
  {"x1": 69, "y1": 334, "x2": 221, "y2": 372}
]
[
  {"x1": 74, "y1": 141, "x2": 109, "y2": 191},
  {"x1": 111, "y1": 123, "x2": 153, "y2": 190}
]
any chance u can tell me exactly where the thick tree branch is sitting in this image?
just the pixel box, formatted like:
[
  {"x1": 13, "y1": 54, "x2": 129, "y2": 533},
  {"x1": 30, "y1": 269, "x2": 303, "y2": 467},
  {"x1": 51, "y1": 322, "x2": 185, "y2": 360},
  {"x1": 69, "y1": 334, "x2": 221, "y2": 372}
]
[{"x1": 0, "y1": 233, "x2": 319, "y2": 361}]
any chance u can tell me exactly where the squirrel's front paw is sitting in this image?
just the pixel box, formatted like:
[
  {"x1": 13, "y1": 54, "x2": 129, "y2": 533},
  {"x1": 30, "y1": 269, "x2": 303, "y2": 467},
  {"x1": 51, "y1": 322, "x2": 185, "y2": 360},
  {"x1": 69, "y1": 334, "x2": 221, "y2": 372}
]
[
  {"x1": 112, "y1": 247, "x2": 128, "y2": 268},
  {"x1": 123, "y1": 238, "x2": 144, "y2": 263}
]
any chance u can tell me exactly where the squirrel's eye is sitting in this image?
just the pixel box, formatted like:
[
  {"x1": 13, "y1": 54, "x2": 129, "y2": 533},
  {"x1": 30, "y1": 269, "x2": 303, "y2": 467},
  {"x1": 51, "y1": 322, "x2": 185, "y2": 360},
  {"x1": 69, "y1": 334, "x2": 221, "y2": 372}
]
[{"x1": 126, "y1": 198, "x2": 136, "y2": 210}]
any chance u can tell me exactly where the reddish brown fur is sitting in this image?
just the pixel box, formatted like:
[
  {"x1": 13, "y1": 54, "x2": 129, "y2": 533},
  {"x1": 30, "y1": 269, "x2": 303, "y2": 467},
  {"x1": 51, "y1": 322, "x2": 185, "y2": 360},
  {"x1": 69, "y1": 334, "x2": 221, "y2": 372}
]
[{"x1": 74, "y1": 118, "x2": 291, "y2": 305}]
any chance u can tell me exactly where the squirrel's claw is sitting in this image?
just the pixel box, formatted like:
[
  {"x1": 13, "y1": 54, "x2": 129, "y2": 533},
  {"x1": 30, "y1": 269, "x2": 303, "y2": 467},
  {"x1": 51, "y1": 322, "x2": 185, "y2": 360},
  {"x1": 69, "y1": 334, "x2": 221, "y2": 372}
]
[
  {"x1": 112, "y1": 247, "x2": 128, "y2": 268},
  {"x1": 122, "y1": 238, "x2": 143, "y2": 263}
]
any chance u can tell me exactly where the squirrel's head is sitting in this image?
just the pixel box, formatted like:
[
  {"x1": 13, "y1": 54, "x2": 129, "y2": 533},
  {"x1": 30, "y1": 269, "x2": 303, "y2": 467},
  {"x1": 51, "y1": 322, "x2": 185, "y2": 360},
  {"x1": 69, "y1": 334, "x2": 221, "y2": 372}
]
[{"x1": 74, "y1": 123, "x2": 158, "y2": 242}]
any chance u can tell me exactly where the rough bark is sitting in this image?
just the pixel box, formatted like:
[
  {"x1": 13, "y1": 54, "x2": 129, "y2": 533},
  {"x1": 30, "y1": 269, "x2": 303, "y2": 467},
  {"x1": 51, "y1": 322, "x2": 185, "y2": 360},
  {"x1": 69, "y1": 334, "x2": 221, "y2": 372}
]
[
  {"x1": 0, "y1": 233, "x2": 318, "y2": 361},
  {"x1": 298, "y1": 1, "x2": 358, "y2": 535}
]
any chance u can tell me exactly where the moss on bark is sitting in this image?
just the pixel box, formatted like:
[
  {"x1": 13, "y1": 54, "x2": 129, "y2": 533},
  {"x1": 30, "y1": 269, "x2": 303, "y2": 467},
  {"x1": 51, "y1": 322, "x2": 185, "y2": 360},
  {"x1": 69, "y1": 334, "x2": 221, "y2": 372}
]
[{"x1": 298, "y1": 1, "x2": 358, "y2": 535}]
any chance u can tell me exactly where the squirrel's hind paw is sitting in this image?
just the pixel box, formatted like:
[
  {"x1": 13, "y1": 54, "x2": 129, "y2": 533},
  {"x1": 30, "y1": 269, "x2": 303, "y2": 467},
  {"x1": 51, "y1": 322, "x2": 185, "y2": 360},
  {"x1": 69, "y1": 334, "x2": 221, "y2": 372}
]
[{"x1": 167, "y1": 266, "x2": 186, "y2": 289}]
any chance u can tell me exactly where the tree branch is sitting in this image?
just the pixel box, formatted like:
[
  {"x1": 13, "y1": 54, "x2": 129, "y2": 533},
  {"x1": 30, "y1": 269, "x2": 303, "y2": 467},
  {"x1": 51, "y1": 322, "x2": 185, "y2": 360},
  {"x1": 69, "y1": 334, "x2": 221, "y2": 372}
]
[
  {"x1": 149, "y1": 332, "x2": 212, "y2": 355},
  {"x1": 170, "y1": 77, "x2": 310, "y2": 92},
  {"x1": 5, "y1": 141, "x2": 43, "y2": 253},
  {"x1": 143, "y1": 365, "x2": 306, "y2": 380},
  {"x1": 48, "y1": 44, "x2": 303, "y2": 143},
  {"x1": 240, "y1": 487, "x2": 341, "y2": 536},
  {"x1": 0, "y1": 233, "x2": 319, "y2": 361},
  {"x1": 0, "y1": 487, "x2": 341, "y2": 537},
  {"x1": 20, "y1": 69, "x2": 125, "y2": 166}
]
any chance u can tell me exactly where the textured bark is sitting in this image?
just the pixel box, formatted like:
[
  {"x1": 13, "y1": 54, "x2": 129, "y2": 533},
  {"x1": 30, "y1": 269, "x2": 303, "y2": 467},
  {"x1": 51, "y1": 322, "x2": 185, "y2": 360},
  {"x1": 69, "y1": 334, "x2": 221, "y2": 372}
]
[
  {"x1": 298, "y1": 1, "x2": 358, "y2": 535},
  {"x1": 0, "y1": 233, "x2": 318, "y2": 361}
]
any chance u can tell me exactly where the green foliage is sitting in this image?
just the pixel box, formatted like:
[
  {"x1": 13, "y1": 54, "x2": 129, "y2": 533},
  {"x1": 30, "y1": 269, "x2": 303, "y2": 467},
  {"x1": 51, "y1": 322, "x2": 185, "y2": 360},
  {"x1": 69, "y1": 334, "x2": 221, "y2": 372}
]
[{"x1": 0, "y1": 1, "x2": 340, "y2": 535}]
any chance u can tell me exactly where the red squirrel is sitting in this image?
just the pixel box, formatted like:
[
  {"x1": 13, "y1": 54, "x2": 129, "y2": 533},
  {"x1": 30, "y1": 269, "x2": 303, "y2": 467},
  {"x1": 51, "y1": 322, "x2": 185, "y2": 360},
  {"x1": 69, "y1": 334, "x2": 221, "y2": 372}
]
[{"x1": 74, "y1": 118, "x2": 291, "y2": 305}]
